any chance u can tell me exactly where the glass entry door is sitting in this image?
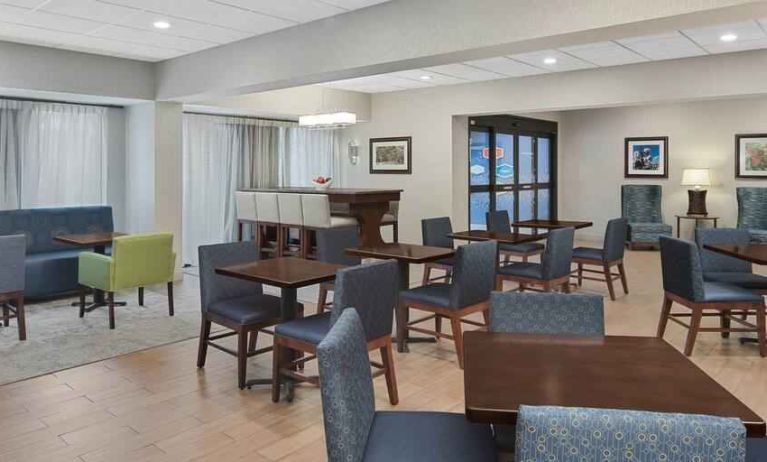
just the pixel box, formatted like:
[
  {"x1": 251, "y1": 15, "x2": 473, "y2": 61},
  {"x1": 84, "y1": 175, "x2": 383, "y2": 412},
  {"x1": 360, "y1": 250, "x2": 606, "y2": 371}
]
[{"x1": 469, "y1": 116, "x2": 556, "y2": 230}]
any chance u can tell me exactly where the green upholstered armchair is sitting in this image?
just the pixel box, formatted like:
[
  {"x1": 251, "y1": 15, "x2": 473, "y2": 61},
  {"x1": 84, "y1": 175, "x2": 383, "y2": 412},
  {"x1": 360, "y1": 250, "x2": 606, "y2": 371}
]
[{"x1": 78, "y1": 233, "x2": 176, "y2": 329}]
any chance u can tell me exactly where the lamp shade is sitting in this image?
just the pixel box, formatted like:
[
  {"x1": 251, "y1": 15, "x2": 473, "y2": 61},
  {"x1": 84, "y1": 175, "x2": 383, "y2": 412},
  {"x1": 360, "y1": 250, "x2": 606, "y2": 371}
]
[{"x1": 681, "y1": 168, "x2": 711, "y2": 186}]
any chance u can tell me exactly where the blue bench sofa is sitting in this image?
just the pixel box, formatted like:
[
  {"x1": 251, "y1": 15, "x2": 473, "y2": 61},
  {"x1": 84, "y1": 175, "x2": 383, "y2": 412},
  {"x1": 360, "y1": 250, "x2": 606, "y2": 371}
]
[{"x1": 0, "y1": 206, "x2": 113, "y2": 298}]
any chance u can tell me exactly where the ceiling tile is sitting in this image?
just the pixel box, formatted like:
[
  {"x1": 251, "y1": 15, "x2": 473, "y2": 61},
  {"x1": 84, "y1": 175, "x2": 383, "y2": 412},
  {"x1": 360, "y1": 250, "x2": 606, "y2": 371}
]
[
  {"x1": 683, "y1": 20, "x2": 767, "y2": 54},
  {"x1": 318, "y1": 0, "x2": 390, "y2": 9},
  {"x1": 464, "y1": 56, "x2": 548, "y2": 77},
  {"x1": 0, "y1": 4, "x2": 102, "y2": 34},
  {"x1": 0, "y1": 0, "x2": 46, "y2": 7},
  {"x1": 425, "y1": 63, "x2": 505, "y2": 81},
  {"x1": 91, "y1": 24, "x2": 214, "y2": 51},
  {"x1": 559, "y1": 41, "x2": 648, "y2": 66},
  {"x1": 388, "y1": 69, "x2": 467, "y2": 85},
  {"x1": 509, "y1": 49, "x2": 596, "y2": 72},
  {"x1": 618, "y1": 31, "x2": 706, "y2": 60},
  {"x1": 40, "y1": 0, "x2": 143, "y2": 24},
  {"x1": 212, "y1": 0, "x2": 344, "y2": 23},
  {"x1": 113, "y1": 10, "x2": 252, "y2": 44}
]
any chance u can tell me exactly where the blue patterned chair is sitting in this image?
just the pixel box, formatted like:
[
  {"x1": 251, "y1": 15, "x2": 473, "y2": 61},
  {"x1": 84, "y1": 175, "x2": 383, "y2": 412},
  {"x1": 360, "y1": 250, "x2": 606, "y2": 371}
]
[
  {"x1": 486, "y1": 210, "x2": 544, "y2": 263},
  {"x1": 737, "y1": 187, "x2": 767, "y2": 243},
  {"x1": 573, "y1": 218, "x2": 629, "y2": 300},
  {"x1": 515, "y1": 405, "x2": 751, "y2": 462},
  {"x1": 496, "y1": 227, "x2": 574, "y2": 293},
  {"x1": 621, "y1": 185, "x2": 672, "y2": 249},
  {"x1": 696, "y1": 228, "x2": 767, "y2": 295},
  {"x1": 0, "y1": 235, "x2": 27, "y2": 341},
  {"x1": 317, "y1": 309, "x2": 497, "y2": 462},
  {"x1": 315, "y1": 227, "x2": 362, "y2": 314},
  {"x1": 421, "y1": 217, "x2": 455, "y2": 284},
  {"x1": 272, "y1": 260, "x2": 399, "y2": 404},
  {"x1": 398, "y1": 240, "x2": 497, "y2": 368},
  {"x1": 657, "y1": 237, "x2": 765, "y2": 357}
]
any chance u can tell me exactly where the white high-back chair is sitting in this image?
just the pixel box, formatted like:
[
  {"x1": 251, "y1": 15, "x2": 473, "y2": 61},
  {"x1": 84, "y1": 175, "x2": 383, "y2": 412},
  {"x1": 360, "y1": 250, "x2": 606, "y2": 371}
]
[
  {"x1": 301, "y1": 194, "x2": 358, "y2": 259},
  {"x1": 277, "y1": 193, "x2": 304, "y2": 257},
  {"x1": 255, "y1": 192, "x2": 280, "y2": 256},
  {"x1": 381, "y1": 201, "x2": 399, "y2": 242},
  {"x1": 234, "y1": 191, "x2": 257, "y2": 241}
]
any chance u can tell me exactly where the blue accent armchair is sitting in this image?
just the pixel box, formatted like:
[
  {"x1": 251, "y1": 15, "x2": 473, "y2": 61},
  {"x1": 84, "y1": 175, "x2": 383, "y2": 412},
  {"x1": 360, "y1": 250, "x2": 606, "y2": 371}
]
[
  {"x1": 621, "y1": 185, "x2": 672, "y2": 249},
  {"x1": 737, "y1": 187, "x2": 767, "y2": 243},
  {"x1": 0, "y1": 206, "x2": 114, "y2": 298}
]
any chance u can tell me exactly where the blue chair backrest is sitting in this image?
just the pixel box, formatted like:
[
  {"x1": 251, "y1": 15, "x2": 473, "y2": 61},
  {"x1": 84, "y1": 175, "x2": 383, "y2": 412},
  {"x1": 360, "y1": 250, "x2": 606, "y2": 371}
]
[
  {"x1": 317, "y1": 309, "x2": 375, "y2": 462},
  {"x1": 622, "y1": 185, "x2": 663, "y2": 223},
  {"x1": 660, "y1": 237, "x2": 705, "y2": 302},
  {"x1": 541, "y1": 228, "x2": 574, "y2": 279},
  {"x1": 317, "y1": 227, "x2": 362, "y2": 266},
  {"x1": 330, "y1": 260, "x2": 399, "y2": 341},
  {"x1": 0, "y1": 234, "x2": 26, "y2": 293},
  {"x1": 449, "y1": 240, "x2": 497, "y2": 308},
  {"x1": 603, "y1": 218, "x2": 628, "y2": 262},
  {"x1": 695, "y1": 228, "x2": 752, "y2": 274},
  {"x1": 490, "y1": 292, "x2": 604, "y2": 336},
  {"x1": 422, "y1": 216, "x2": 454, "y2": 249},
  {"x1": 0, "y1": 206, "x2": 113, "y2": 254},
  {"x1": 486, "y1": 210, "x2": 512, "y2": 234},
  {"x1": 736, "y1": 187, "x2": 767, "y2": 230},
  {"x1": 515, "y1": 405, "x2": 747, "y2": 462},
  {"x1": 197, "y1": 241, "x2": 263, "y2": 313}
]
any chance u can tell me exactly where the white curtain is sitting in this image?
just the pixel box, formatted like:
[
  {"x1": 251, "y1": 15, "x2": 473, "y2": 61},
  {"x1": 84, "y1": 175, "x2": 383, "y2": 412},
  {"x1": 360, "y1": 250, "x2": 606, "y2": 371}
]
[{"x1": 0, "y1": 99, "x2": 107, "y2": 210}]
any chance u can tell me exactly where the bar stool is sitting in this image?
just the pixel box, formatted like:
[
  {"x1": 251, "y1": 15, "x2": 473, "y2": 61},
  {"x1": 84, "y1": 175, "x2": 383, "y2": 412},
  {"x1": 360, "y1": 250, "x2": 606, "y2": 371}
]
[
  {"x1": 234, "y1": 191, "x2": 257, "y2": 242},
  {"x1": 277, "y1": 193, "x2": 304, "y2": 257},
  {"x1": 301, "y1": 194, "x2": 358, "y2": 258},
  {"x1": 255, "y1": 192, "x2": 280, "y2": 257}
]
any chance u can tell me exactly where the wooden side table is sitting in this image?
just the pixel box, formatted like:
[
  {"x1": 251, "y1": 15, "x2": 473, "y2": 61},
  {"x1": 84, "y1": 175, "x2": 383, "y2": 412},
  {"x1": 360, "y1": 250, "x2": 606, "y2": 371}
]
[{"x1": 675, "y1": 215, "x2": 719, "y2": 238}]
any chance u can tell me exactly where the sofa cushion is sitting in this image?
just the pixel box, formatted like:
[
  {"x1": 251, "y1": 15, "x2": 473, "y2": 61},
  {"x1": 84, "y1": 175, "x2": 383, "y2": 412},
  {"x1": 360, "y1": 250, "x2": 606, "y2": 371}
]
[{"x1": 24, "y1": 250, "x2": 83, "y2": 298}]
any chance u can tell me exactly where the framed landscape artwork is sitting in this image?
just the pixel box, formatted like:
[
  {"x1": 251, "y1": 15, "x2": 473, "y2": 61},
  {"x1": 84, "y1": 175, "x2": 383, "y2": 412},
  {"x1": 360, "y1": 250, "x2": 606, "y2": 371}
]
[
  {"x1": 370, "y1": 137, "x2": 412, "y2": 174},
  {"x1": 735, "y1": 134, "x2": 767, "y2": 179},
  {"x1": 624, "y1": 137, "x2": 669, "y2": 178}
]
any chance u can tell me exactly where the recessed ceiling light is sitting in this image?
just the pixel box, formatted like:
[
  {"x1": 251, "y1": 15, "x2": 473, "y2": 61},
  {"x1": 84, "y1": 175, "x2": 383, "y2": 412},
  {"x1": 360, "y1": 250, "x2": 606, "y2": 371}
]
[
  {"x1": 720, "y1": 33, "x2": 738, "y2": 42},
  {"x1": 543, "y1": 57, "x2": 557, "y2": 65},
  {"x1": 419, "y1": 75, "x2": 432, "y2": 81},
  {"x1": 153, "y1": 20, "x2": 171, "y2": 29}
]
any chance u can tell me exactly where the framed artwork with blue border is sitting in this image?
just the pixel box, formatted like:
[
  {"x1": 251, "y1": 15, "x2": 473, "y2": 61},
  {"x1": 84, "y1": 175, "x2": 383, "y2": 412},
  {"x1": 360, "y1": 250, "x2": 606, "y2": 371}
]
[{"x1": 624, "y1": 136, "x2": 669, "y2": 178}]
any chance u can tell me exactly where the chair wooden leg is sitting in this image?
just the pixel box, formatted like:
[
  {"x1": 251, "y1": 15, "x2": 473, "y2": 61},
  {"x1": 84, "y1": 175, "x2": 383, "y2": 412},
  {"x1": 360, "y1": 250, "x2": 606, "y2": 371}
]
[
  {"x1": 604, "y1": 263, "x2": 616, "y2": 301},
  {"x1": 756, "y1": 303, "x2": 766, "y2": 358},
  {"x1": 450, "y1": 316, "x2": 465, "y2": 369},
  {"x1": 577, "y1": 263, "x2": 583, "y2": 286},
  {"x1": 16, "y1": 296, "x2": 26, "y2": 341},
  {"x1": 422, "y1": 265, "x2": 431, "y2": 286},
  {"x1": 562, "y1": 281, "x2": 571, "y2": 294},
  {"x1": 445, "y1": 269, "x2": 453, "y2": 284},
  {"x1": 618, "y1": 262, "x2": 629, "y2": 294},
  {"x1": 248, "y1": 330, "x2": 258, "y2": 354},
  {"x1": 519, "y1": 283, "x2": 526, "y2": 292},
  {"x1": 657, "y1": 296, "x2": 673, "y2": 338},
  {"x1": 79, "y1": 286, "x2": 86, "y2": 318},
  {"x1": 138, "y1": 286, "x2": 144, "y2": 306},
  {"x1": 495, "y1": 275, "x2": 504, "y2": 291},
  {"x1": 271, "y1": 340, "x2": 283, "y2": 402},
  {"x1": 434, "y1": 315, "x2": 441, "y2": 339},
  {"x1": 197, "y1": 318, "x2": 211, "y2": 368},
  {"x1": 2, "y1": 303, "x2": 8, "y2": 327},
  {"x1": 481, "y1": 308, "x2": 490, "y2": 327},
  {"x1": 167, "y1": 282, "x2": 174, "y2": 316},
  {"x1": 277, "y1": 227, "x2": 285, "y2": 258},
  {"x1": 393, "y1": 222, "x2": 399, "y2": 243},
  {"x1": 396, "y1": 301, "x2": 408, "y2": 353},
  {"x1": 684, "y1": 308, "x2": 703, "y2": 356},
  {"x1": 316, "y1": 284, "x2": 328, "y2": 315},
  {"x1": 237, "y1": 222, "x2": 243, "y2": 242},
  {"x1": 380, "y1": 339, "x2": 399, "y2": 405},
  {"x1": 107, "y1": 292, "x2": 115, "y2": 329},
  {"x1": 720, "y1": 310, "x2": 731, "y2": 338},
  {"x1": 237, "y1": 329, "x2": 248, "y2": 390}
]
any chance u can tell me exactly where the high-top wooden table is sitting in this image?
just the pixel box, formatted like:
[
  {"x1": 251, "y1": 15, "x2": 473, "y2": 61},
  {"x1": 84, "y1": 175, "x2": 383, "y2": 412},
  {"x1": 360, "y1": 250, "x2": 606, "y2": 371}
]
[
  {"x1": 463, "y1": 332, "x2": 766, "y2": 437},
  {"x1": 448, "y1": 230, "x2": 547, "y2": 245},
  {"x1": 243, "y1": 187, "x2": 402, "y2": 247}
]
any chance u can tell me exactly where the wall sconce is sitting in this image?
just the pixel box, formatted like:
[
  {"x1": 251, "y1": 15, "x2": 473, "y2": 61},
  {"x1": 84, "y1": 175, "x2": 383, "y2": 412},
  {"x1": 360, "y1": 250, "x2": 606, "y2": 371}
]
[{"x1": 348, "y1": 140, "x2": 359, "y2": 165}]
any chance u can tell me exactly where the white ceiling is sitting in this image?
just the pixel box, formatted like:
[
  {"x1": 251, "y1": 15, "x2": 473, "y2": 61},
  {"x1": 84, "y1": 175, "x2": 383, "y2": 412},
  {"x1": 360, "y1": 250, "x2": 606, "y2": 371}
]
[
  {"x1": 0, "y1": 0, "x2": 390, "y2": 61},
  {"x1": 322, "y1": 19, "x2": 767, "y2": 94}
]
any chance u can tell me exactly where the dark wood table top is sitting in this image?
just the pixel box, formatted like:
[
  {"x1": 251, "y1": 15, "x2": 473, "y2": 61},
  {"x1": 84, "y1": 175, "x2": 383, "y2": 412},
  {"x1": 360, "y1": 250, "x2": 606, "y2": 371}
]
[
  {"x1": 448, "y1": 230, "x2": 547, "y2": 244},
  {"x1": 704, "y1": 244, "x2": 767, "y2": 265},
  {"x1": 215, "y1": 257, "x2": 344, "y2": 289},
  {"x1": 346, "y1": 243, "x2": 454, "y2": 263},
  {"x1": 512, "y1": 219, "x2": 593, "y2": 230},
  {"x1": 53, "y1": 232, "x2": 127, "y2": 247},
  {"x1": 463, "y1": 332, "x2": 766, "y2": 437},
  {"x1": 240, "y1": 187, "x2": 402, "y2": 204}
]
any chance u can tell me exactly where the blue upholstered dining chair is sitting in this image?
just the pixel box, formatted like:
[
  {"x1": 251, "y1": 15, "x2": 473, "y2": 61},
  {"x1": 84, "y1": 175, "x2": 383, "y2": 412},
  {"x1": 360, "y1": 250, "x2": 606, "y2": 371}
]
[
  {"x1": 736, "y1": 187, "x2": 767, "y2": 243},
  {"x1": 0, "y1": 234, "x2": 27, "y2": 341},
  {"x1": 657, "y1": 237, "x2": 766, "y2": 357},
  {"x1": 398, "y1": 240, "x2": 497, "y2": 368},
  {"x1": 315, "y1": 227, "x2": 362, "y2": 314},
  {"x1": 421, "y1": 217, "x2": 455, "y2": 285},
  {"x1": 486, "y1": 210, "x2": 544, "y2": 264},
  {"x1": 496, "y1": 227, "x2": 574, "y2": 293},
  {"x1": 621, "y1": 184, "x2": 672, "y2": 249},
  {"x1": 514, "y1": 405, "x2": 753, "y2": 462},
  {"x1": 272, "y1": 260, "x2": 399, "y2": 404},
  {"x1": 317, "y1": 309, "x2": 497, "y2": 462},
  {"x1": 197, "y1": 241, "x2": 302, "y2": 390},
  {"x1": 696, "y1": 228, "x2": 767, "y2": 294},
  {"x1": 573, "y1": 217, "x2": 629, "y2": 300}
]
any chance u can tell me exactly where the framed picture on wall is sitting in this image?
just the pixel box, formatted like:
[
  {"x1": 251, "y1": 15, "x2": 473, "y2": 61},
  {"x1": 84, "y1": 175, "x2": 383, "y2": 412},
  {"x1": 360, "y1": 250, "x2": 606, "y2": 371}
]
[
  {"x1": 624, "y1": 137, "x2": 669, "y2": 178},
  {"x1": 369, "y1": 137, "x2": 412, "y2": 174},
  {"x1": 735, "y1": 134, "x2": 767, "y2": 179}
]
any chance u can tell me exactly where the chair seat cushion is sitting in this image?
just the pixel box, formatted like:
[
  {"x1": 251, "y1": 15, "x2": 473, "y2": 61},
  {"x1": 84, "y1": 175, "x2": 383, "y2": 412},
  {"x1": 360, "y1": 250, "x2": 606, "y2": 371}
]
[
  {"x1": 275, "y1": 312, "x2": 331, "y2": 345},
  {"x1": 363, "y1": 411, "x2": 496, "y2": 462},
  {"x1": 497, "y1": 262, "x2": 543, "y2": 280},
  {"x1": 748, "y1": 438, "x2": 767, "y2": 462},
  {"x1": 26, "y1": 249, "x2": 83, "y2": 264},
  {"x1": 500, "y1": 242, "x2": 544, "y2": 254},
  {"x1": 704, "y1": 272, "x2": 767, "y2": 290},
  {"x1": 208, "y1": 294, "x2": 296, "y2": 325},
  {"x1": 381, "y1": 213, "x2": 397, "y2": 224},
  {"x1": 399, "y1": 284, "x2": 451, "y2": 308},
  {"x1": 749, "y1": 229, "x2": 767, "y2": 243},
  {"x1": 573, "y1": 246, "x2": 604, "y2": 262},
  {"x1": 702, "y1": 282, "x2": 764, "y2": 303},
  {"x1": 628, "y1": 222, "x2": 673, "y2": 233}
]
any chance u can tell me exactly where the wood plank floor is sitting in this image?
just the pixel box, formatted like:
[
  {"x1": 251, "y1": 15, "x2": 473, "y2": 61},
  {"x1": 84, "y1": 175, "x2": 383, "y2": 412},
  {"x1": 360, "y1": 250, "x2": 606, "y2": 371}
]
[{"x1": 1, "y1": 247, "x2": 765, "y2": 461}]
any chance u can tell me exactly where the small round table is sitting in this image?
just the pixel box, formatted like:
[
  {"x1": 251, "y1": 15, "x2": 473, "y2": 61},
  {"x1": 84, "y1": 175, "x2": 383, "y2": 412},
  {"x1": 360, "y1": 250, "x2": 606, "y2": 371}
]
[{"x1": 675, "y1": 215, "x2": 719, "y2": 238}]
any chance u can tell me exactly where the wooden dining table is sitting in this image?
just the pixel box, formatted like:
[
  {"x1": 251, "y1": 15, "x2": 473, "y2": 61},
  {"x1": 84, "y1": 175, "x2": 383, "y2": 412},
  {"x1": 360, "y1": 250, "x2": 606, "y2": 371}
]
[
  {"x1": 512, "y1": 219, "x2": 593, "y2": 233},
  {"x1": 243, "y1": 187, "x2": 402, "y2": 247},
  {"x1": 448, "y1": 230, "x2": 547, "y2": 245},
  {"x1": 463, "y1": 331, "x2": 766, "y2": 437}
]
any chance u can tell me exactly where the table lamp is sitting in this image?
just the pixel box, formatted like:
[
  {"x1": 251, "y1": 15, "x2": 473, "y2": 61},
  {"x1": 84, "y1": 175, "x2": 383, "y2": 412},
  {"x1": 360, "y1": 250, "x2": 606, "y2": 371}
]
[{"x1": 681, "y1": 168, "x2": 711, "y2": 216}]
